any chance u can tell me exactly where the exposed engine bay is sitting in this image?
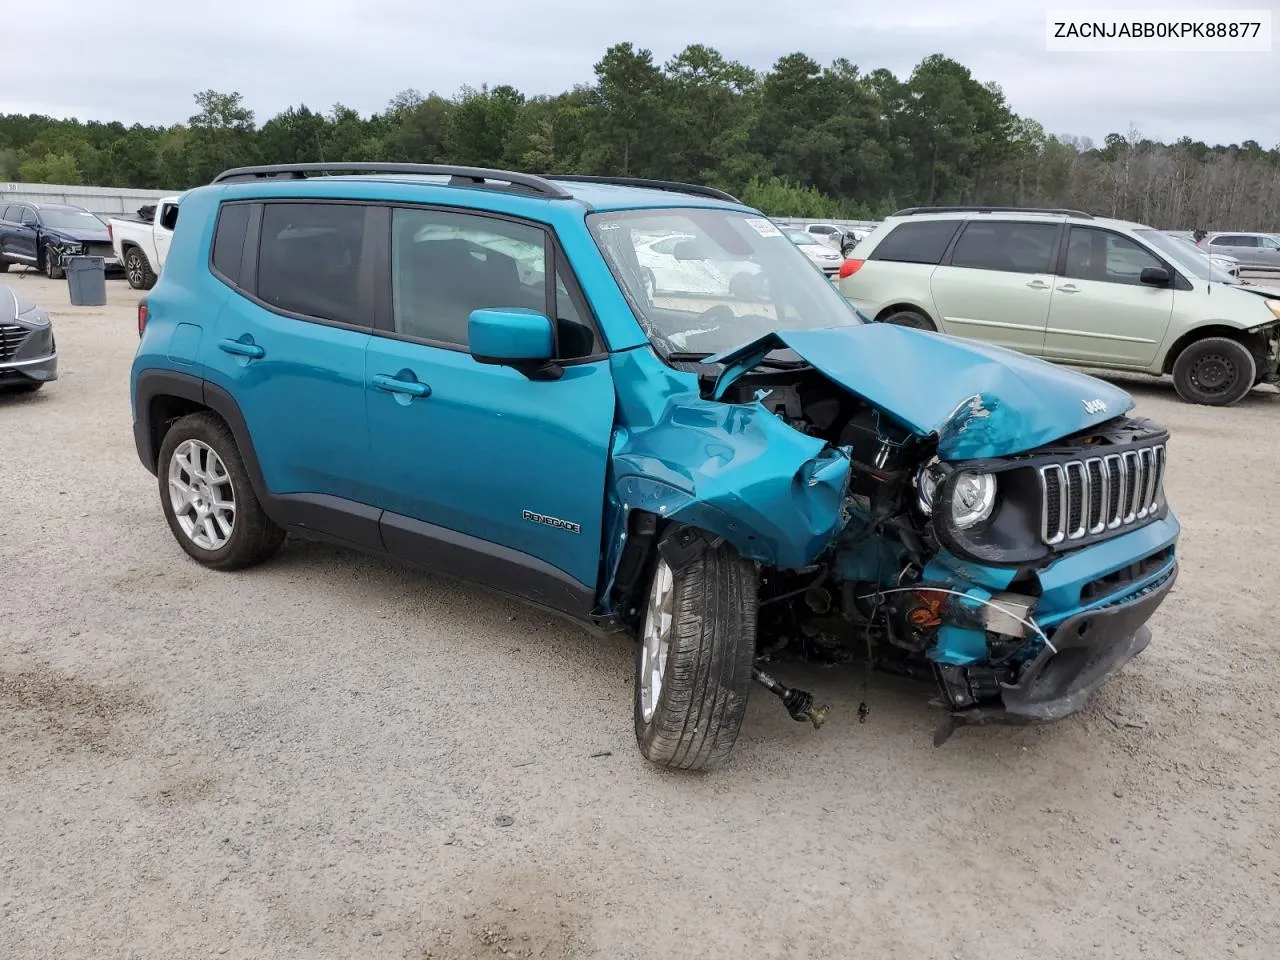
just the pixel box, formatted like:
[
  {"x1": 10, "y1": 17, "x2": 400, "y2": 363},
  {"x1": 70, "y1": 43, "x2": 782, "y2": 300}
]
[{"x1": 691, "y1": 361, "x2": 1176, "y2": 742}]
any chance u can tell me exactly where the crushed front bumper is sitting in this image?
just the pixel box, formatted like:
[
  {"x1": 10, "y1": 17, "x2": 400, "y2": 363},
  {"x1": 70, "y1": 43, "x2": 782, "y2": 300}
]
[{"x1": 938, "y1": 565, "x2": 1175, "y2": 736}]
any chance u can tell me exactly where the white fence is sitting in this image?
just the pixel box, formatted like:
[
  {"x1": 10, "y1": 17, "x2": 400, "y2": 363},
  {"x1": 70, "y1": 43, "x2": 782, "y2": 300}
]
[{"x1": 1, "y1": 182, "x2": 175, "y2": 220}]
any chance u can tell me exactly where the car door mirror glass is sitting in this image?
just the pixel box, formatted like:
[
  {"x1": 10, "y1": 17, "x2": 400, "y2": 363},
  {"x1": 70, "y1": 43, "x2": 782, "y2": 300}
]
[
  {"x1": 1139, "y1": 266, "x2": 1171, "y2": 286},
  {"x1": 468, "y1": 308, "x2": 561, "y2": 379}
]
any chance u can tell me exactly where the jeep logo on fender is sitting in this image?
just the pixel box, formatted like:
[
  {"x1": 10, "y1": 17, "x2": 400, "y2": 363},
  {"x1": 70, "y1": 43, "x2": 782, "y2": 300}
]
[
  {"x1": 522, "y1": 509, "x2": 581, "y2": 534},
  {"x1": 1083, "y1": 398, "x2": 1108, "y2": 415}
]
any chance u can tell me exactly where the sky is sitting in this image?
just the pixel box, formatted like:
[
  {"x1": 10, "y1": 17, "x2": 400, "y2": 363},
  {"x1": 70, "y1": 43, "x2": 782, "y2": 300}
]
[{"x1": 3, "y1": 0, "x2": 1276, "y2": 147}]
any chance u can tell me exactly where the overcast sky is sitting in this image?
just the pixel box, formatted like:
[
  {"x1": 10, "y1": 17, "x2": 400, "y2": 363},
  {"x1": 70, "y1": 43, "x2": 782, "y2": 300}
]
[{"x1": 3, "y1": 0, "x2": 1275, "y2": 147}]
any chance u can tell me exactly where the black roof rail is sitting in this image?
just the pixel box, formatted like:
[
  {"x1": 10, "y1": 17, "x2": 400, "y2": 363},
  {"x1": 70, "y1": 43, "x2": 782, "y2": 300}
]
[
  {"x1": 210, "y1": 162, "x2": 574, "y2": 199},
  {"x1": 546, "y1": 174, "x2": 741, "y2": 204},
  {"x1": 892, "y1": 205, "x2": 1094, "y2": 219}
]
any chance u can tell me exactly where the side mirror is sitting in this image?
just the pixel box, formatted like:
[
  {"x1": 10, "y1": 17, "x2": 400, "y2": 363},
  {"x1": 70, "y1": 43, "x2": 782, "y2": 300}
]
[
  {"x1": 468, "y1": 308, "x2": 561, "y2": 380},
  {"x1": 1140, "y1": 266, "x2": 1171, "y2": 286}
]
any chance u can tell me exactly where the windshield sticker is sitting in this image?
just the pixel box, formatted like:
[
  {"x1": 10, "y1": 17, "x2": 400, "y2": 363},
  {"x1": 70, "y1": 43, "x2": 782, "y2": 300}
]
[{"x1": 744, "y1": 218, "x2": 783, "y2": 238}]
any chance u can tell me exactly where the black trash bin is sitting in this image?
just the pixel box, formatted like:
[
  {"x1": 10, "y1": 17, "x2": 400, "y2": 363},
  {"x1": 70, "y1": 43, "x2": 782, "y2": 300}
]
[{"x1": 66, "y1": 256, "x2": 107, "y2": 306}]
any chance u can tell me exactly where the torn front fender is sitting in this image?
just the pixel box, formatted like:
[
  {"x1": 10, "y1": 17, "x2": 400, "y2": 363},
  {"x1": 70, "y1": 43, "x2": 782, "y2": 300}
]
[{"x1": 608, "y1": 394, "x2": 852, "y2": 572}]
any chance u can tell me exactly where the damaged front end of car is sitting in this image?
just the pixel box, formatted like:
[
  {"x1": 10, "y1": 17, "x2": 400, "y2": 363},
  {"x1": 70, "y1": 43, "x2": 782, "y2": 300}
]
[{"x1": 599, "y1": 323, "x2": 1179, "y2": 743}]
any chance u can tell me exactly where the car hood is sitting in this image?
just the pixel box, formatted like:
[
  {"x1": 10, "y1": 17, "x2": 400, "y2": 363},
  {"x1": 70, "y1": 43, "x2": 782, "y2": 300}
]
[
  {"x1": 705, "y1": 324, "x2": 1135, "y2": 460},
  {"x1": 46, "y1": 226, "x2": 110, "y2": 243}
]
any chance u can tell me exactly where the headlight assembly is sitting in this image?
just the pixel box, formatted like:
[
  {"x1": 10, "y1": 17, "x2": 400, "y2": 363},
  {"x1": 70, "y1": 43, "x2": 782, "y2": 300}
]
[
  {"x1": 951, "y1": 472, "x2": 997, "y2": 529},
  {"x1": 915, "y1": 459, "x2": 943, "y2": 515}
]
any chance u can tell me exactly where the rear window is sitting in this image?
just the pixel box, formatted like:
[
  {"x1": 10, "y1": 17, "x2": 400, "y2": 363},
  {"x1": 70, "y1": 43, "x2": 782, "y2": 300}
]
[
  {"x1": 211, "y1": 203, "x2": 251, "y2": 286},
  {"x1": 869, "y1": 219, "x2": 960, "y2": 265},
  {"x1": 948, "y1": 221, "x2": 1060, "y2": 274},
  {"x1": 257, "y1": 202, "x2": 368, "y2": 325}
]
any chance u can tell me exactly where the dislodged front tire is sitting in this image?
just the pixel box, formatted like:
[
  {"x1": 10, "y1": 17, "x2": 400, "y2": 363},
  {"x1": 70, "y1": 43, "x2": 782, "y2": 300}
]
[
  {"x1": 634, "y1": 534, "x2": 757, "y2": 771},
  {"x1": 157, "y1": 411, "x2": 285, "y2": 571},
  {"x1": 1171, "y1": 337, "x2": 1256, "y2": 406},
  {"x1": 44, "y1": 250, "x2": 64, "y2": 281}
]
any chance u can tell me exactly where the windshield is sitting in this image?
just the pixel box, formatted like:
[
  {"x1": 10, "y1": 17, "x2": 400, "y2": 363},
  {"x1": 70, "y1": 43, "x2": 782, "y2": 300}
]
[
  {"x1": 39, "y1": 208, "x2": 103, "y2": 231},
  {"x1": 1134, "y1": 229, "x2": 1239, "y2": 284},
  {"x1": 787, "y1": 231, "x2": 820, "y2": 245},
  {"x1": 587, "y1": 208, "x2": 861, "y2": 357}
]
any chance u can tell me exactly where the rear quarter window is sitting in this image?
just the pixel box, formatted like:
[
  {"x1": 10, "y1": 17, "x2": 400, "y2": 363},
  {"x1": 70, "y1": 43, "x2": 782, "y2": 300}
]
[
  {"x1": 211, "y1": 203, "x2": 252, "y2": 287},
  {"x1": 869, "y1": 220, "x2": 961, "y2": 265}
]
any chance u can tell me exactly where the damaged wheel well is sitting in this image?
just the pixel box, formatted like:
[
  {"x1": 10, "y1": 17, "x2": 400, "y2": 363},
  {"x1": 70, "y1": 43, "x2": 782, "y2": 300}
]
[{"x1": 1162, "y1": 325, "x2": 1261, "y2": 374}]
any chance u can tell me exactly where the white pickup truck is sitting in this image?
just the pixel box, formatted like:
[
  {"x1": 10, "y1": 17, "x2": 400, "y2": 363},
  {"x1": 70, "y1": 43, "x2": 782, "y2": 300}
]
[{"x1": 108, "y1": 195, "x2": 180, "y2": 289}]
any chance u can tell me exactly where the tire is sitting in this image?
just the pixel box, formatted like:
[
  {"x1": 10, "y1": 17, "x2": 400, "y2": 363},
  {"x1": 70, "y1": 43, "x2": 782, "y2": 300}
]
[
  {"x1": 44, "y1": 249, "x2": 64, "y2": 281},
  {"x1": 634, "y1": 533, "x2": 757, "y2": 771},
  {"x1": 1171, "y1": 337, "x2": 1257, "y2": 406},
  {"x1": 124, "y1": 247, "x2": 157, "y2": 290},
  {"x1": 880, "y1": 309, "x2": 936, "y2": 331},
  {"x1": 157, "y1": 411, "x2": 285, "y2": 571}
]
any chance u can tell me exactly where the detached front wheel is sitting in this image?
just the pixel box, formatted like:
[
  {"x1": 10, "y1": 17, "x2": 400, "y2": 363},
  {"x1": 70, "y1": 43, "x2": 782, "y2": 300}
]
[{"x1": 634, "y1": 534, "x2": 757, "y2": 771}]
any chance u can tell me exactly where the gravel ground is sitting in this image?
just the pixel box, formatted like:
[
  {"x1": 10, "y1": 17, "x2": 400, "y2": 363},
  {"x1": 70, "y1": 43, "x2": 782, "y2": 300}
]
[{"x1": 2, "y1": 271, "x2": 1279, "y2": 960}]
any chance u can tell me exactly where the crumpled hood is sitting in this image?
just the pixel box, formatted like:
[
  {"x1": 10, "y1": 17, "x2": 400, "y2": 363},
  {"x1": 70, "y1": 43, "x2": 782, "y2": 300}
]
[
  {"x1": 46, "y1": 226, "x2": 110, "y2": 244},
  {"x1": 706, "y1": 324, "x2": 1135, "y2": 460}
]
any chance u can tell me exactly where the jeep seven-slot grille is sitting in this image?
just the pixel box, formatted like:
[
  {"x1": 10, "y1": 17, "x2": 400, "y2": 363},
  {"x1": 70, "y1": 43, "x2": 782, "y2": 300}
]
[
  {"x1": 0, "y1": 324, "x2": 26, "y2": 362},
  {"x1": 1039, "y1": 444, "x2": 1165, "y2": 545}
]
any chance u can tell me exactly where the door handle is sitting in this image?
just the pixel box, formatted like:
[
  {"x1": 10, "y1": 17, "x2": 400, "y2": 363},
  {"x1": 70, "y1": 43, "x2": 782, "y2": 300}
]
[
  {"x1": 217, "y1": 337, "x2": 265, "y2": 359},
  {"x1": 372, "y1": 373, "x2": 430, "y2": 398},
  {"x1": 1057, "y1": 283, "x2": 1080, "y2": 293},
  {"x1": 1026, "y1": 279, "x2": 1050, "y2": 289}
]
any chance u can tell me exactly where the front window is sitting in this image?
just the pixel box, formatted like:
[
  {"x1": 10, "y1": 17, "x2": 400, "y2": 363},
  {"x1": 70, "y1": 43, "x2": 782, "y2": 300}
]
[
  {"x1": 1134, "y1": 229, "x2": 1239, "y2": 284},
  {"x1": 587, "y1": 208, "x2": 861, "y2": 357},
  {"x1": 38, "y1": 208, "x2": 102, "y2": 231}
]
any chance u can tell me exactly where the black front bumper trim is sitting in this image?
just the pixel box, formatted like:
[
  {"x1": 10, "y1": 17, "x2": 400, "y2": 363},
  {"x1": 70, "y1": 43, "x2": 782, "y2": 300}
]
[{"x1": 936, "y1": 565, "x2": 1177, "y2": 741}]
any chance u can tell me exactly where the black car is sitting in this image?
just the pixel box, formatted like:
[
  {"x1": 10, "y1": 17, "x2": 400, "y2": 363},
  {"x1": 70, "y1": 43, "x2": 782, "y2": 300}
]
[
  {"x1": 0, "y1": 284, "x2": 57, "y2": 393},
  {"x1": 0, "y1": 202, "x2": 118, "y2": 279}
]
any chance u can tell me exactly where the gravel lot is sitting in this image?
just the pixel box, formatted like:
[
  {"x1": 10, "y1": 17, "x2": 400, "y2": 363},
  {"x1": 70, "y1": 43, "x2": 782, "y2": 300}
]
[{"x1": 2, "y1": 271, "x2": 1278, "y2": 960}]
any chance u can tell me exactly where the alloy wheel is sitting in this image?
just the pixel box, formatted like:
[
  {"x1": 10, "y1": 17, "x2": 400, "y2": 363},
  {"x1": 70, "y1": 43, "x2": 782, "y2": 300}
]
[{"x1": 168, "y1": 439, "x2": 236, "y2": 550}]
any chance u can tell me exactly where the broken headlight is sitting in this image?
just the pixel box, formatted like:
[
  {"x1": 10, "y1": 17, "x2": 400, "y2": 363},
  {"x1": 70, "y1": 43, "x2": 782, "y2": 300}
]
[
  {"x1": 915, "y1": 459, "x2": 943, "y2": 514},
  {"x1": 950, "y1": 472, "x2": 997, "y2": 529}
]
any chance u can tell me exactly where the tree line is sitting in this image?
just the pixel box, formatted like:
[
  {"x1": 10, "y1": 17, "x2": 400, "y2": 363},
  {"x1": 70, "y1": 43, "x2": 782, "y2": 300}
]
[{"x1": 2, "y1": 43, "x2": 1277, "y2": 230}]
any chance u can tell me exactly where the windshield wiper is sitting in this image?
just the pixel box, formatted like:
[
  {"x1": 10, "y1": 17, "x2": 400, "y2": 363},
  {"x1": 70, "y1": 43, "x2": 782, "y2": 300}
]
[{"x1": 665, "y1": 351, "x2": 714, "y2": 363}]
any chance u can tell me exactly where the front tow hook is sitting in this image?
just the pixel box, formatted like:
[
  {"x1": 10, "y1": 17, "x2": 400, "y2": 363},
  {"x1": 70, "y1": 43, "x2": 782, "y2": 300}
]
[{"x1": 753, "y1": 668, "x2": 829, "y2": 729}]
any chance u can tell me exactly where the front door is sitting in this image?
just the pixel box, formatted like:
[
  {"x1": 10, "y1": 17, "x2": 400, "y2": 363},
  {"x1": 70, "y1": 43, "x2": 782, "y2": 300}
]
[
  {"x1": 1043, "y1": 226, "x2": 1174, "y2": 367},
  {"x1": 364, "y1": 205, "x2": 615, "y2": 612},
  {"x1": 929, "y1": 219, "x2": 1062, "y2": 354},
  {"x1": 202, "y1": 200, "x2": 378, "y2": 547}
]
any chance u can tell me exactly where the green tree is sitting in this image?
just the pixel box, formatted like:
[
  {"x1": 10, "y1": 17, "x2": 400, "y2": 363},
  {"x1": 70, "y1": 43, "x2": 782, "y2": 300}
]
[
  {"x1": 186, "y1": 89, "x2": 257, "y2": 184},
  {"x1": 18, "y1": 151, "x2": 83, "y2": 184}
]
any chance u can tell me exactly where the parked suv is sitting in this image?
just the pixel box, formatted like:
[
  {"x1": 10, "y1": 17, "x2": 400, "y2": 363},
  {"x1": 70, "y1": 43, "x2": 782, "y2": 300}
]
[
  {"x1": 1199, "y1": 232, "x2": 1280, "y2": 272},
  {"x1": 131, "y1": 165, "x2": 1180, "y2": 770},
  {"x1": 0, "y1": 202, "x2": 117, "y2": 279},
  {"x1": 839, "y1": 206, "x2": 1280, "y2": 406}
]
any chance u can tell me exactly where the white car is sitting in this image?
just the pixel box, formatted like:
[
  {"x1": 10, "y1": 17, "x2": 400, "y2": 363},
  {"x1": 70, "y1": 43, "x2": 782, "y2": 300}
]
[
  {"x1": 635, "y1": 233, "x2": 761, "y2": 298},
  {"x1": 785, "y1": 230, "x2": 844, "y2": 275}
]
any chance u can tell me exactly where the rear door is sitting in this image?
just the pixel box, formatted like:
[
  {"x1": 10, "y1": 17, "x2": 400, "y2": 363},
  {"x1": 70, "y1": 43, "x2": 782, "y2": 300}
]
[
  {"x1": 363, "y1": 204, "x2": 616, "y2": 611},
  {"x1": 1043, "y1": 226, "x2": 1174, "y2": 367},
  {"x1": 1209, "y1": 234, "x2": 1257, "y2": 267},
  {"x1": 928, "y1": 219, "x2": 1062, "y2": 355},
  {"x1": 202, "y1": 199, "x2": 379, "y2": 548}
]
